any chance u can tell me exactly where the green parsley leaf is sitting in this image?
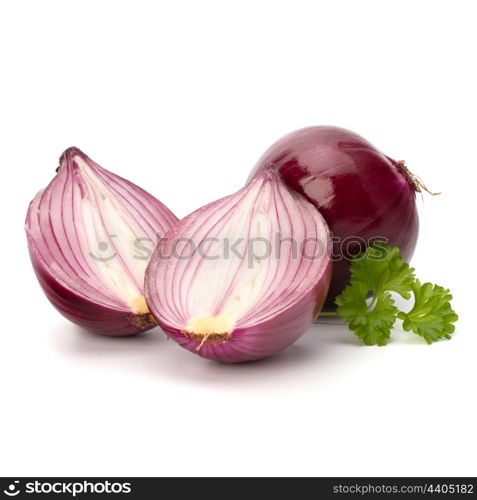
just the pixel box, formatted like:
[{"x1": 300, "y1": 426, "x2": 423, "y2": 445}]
[
  {"x1": 398, "y1": 280, "x2": 459, "y2": 344},
  {"x1": 335, "y1": 242, "x2": 414, "y2": 345},
  {"x1": 335, "y1": 242, "x2": 458, "y2": 346},
  {"x1": 336, "y1": 282, "x2": 397, "y2": 346},
  {"x1": 349, "y1": 241, "x2": 415, "y2": 299}
]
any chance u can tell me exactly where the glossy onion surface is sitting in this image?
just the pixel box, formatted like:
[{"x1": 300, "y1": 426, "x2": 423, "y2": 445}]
[{"x1": 247, "y1": 126, "x2": 419, "y2": 309}]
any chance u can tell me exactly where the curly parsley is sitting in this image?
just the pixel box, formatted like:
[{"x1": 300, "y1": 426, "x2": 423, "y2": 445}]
[{"x1": 335, "y1": 242, "x2": 458, "y2": 345}]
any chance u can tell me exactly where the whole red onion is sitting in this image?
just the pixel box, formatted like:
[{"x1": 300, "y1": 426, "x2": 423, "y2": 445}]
[{"x1": 247, "y1": 126, "x2": 420, "y2": 309}]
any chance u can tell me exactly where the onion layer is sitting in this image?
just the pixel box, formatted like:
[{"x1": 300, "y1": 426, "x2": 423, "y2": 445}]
[
  {"x1": 247, "y1": 126, "x2": 419, "y2": 310},
  {"x1": 25, "y1": 147, "x2": 178, "y2": 335},
  {"x1": 145, "y1": 168, "x2": 332, "y2": 363}
]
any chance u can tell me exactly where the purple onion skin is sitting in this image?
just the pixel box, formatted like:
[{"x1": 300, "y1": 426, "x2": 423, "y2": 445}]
[
  {"x1": 151, "y1": 263, "x2": 332, "y2": 363},
  {"x1": 29, "y1": 249, "x2": 153, "y2": 336},
  {"x1": 247, "y1": 126, "x2": 419, "y2": 309}
]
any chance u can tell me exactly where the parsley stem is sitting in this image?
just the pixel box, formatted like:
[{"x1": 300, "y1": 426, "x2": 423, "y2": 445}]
[{"x1": 368, "y1": 293, "x2": 378, "y2": 310}]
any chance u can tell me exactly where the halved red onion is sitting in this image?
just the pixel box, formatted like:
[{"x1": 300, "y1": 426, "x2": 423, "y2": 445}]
[
  {"x1": 25, "y1": 147, "x2": 178, "y2": 336},
  {"x1": 247, "y1": 126, "x2": 421, "y2": 310},
  {"x1": 145, "y1": 168, "x2": 332, "y2": 362}
]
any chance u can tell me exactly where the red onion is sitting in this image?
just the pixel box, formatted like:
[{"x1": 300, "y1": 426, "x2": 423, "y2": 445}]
[
  {"x1": 247, "y1": 126, "x2": 421, "y2": 309},
  {"x1": 145, "y1": 168, "x2": 332, "y2": 363},
  {"x1": 25, "y1": 147, "x2": 178, "y2": 335}
]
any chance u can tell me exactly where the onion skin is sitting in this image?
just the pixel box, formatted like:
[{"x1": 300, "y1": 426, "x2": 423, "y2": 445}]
[
  {"x1": 25, "y1": 147, "x2": 177, "y2": 336},
  {"x1": 247, "y1": 126, "x2": 419, "y2": 309},
  {"x1": 145, "y1": 169, "x2": 332, "y2": 363},
  {"x1": 28, "y1": 249, "x2": 156, "y2": 336}
]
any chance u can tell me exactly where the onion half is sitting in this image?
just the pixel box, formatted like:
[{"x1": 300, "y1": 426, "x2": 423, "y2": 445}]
[
  {"x1": 247, "y1": 126, "x2": 420, "y2": 309},
  {"x1": 145, "y1": 168, "x2": 332, "y2": 362},
  {"x1": 25, "y1": 147, "x2": 178, "y2": 335}
]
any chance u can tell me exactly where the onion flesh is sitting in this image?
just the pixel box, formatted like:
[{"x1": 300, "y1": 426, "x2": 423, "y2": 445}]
[
  {"x1": 25, "y1": 147, "x2": 178, "y2": 335},
  {"x1": 145, "y1": 168, "x2": 332, "y2": 362}
]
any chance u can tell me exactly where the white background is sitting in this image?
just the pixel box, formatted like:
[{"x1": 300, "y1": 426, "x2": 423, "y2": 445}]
[{"x1": 0, "y1": 0, "x2": 475, "y2": 477}]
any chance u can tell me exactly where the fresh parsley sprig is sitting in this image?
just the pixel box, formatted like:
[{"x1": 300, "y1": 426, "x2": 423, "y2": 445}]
[
  {"x1": 398, "y1": 280, "x2": 458, "y2": 344},
  {"x1": 335, "y1": 242, "x2": 458, "y2": 345}
]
